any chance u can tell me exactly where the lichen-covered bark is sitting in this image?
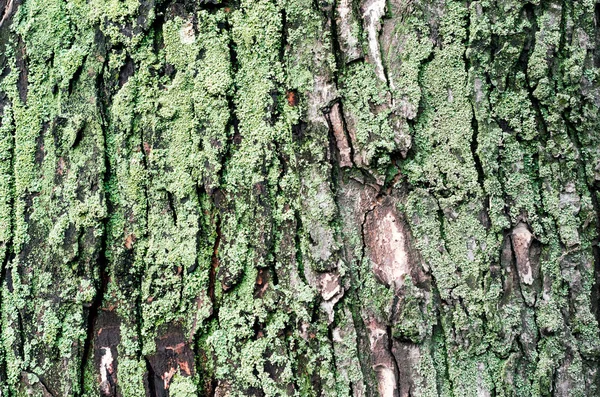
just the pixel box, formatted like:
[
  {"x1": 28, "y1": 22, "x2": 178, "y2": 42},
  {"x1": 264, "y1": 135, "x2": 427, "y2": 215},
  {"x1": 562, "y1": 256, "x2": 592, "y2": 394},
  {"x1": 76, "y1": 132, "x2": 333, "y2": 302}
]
[{"x1": 0, "y1": 0, "x2": 599, "y2": 396}]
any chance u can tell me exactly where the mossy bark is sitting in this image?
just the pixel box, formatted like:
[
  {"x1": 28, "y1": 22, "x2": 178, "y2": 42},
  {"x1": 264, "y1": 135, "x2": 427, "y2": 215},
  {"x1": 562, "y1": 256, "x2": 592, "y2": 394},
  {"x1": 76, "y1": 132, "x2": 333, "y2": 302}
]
[{"x1": 0, "y1": 0, "x2": 599, "y2": 396}]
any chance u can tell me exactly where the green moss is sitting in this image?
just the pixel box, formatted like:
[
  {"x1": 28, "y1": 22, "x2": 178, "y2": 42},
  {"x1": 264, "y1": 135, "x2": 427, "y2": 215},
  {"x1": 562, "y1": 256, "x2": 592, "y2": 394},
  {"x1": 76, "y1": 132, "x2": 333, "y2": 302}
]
[{"x1": 115, "y1": 357, "x2": 146, "y2": 397}]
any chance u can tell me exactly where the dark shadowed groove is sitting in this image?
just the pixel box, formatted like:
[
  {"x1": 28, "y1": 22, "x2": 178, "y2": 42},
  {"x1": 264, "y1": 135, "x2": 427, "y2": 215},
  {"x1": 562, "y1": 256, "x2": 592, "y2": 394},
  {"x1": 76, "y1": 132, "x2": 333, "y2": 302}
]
[
  {"x1": 78, "y1": 233, "x2": 109, "y2": 396},
  {"x1": 521, "y1": 2, "x2": 549, "y2": 138},
  {"x1": 293, "y1": 209, "x2": 308, "y2": 286},
  {"x1": 198, "y1": 0, "x2": 234, "y2": 12},
  {"x1": 329, "y1": 0, "x2": 343, "y2": 85},
  {"x1": 79, "y1": 44, "x2": 111, "y2": 397},
  {"x1": 208, "y1": 377, "x2": 218, "y2": 397},
  {"x1": 0, "y1": 255, "x2": 9, "y2": 384},
  {"x1": 359, "y1": 203, "x2": 377, "y2": 279},
  {"x1": 208, "y1": 217, "x2": 221, "y2": 316},
  {"x1": 201, "y1": 0, "x2": 238, "y2": 320},
  {"x1": 15, "y1": 35, "x2": 27, "y2": 104},
  {"x1": 403, "y1": 49, "x2": 435, "y2": 165},
  {"x1": 67, "y1": 56, "x2": 87, "y2": 96},
  {"x1": 386, "y1": 324, "x2": 402, "y2": 393},
  {"x1": 464, "y1": 2, "x2": 485, "y2": 194},
  {"x1": 191, "y1": 7, "x2": 239, "y2": 391},
  {"x1": 15, "y1": 309, "x2": 24, "y2": 360},
  {"x1": 144, "y1": 356, "x2": 159, "y2": 397},
  {"x1": 166, "y1": 189, "x2": 177, "y2": 223},
  {"x1": 0, "y1": 60, "x2": 13, "y2": 386},
  {"x1": 469, "y1": 107, "x2": 485, "y2": 192}
]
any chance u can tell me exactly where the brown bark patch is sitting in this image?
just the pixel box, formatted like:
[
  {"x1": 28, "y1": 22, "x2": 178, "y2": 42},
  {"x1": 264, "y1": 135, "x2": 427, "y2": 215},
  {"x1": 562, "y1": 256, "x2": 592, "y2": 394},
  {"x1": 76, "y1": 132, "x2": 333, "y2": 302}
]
[
  {"x1": 510, "y1": 222, "x2": 536, "y2": 285},
  {"x1": 325, "y1": 102, "x2": 352, "y2": 168},
  {"x1": 364, "y1": 202, "x2": 411, "y2": 289},
  {"x1": 94, "y1": 311, "x2": 121, "y2": 397},
  {"x1": 146, "y1": 326, "x2": 194, "y2": 395},
  {"x1": 286, "y1": 90, "x2": 298, "y2": 107},
  {"x1": 124, "y1": 234, "x2": 135, "y2": 249},
  {"x1": 254, "y1": 268, "x2": 269, "y2": 298},
  {"x1": 16, "y1": 36, "x2": 27, "y2": 103},
  {"x1": 366, "y1": 318, "x2": 399, "y2": 397}
]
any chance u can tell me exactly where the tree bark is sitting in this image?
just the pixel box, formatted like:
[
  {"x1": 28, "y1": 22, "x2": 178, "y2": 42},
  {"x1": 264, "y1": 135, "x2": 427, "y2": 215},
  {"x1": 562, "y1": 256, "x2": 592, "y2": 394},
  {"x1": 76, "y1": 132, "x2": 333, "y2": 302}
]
[{"x1": 0, "y1": 0, "x2": 599, "y2": 396}]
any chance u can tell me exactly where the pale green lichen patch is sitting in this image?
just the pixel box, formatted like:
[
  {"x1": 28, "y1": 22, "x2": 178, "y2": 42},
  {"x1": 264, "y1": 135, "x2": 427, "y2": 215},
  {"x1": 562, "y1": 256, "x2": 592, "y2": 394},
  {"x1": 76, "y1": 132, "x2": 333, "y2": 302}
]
[{"x1": 0, "y1": 0, "x2": 599, "y2": 395}]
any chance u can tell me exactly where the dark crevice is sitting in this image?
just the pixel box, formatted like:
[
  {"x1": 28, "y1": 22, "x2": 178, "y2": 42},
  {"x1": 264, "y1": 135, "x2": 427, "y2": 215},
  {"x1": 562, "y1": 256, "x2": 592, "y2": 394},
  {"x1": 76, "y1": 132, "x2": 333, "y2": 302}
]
[
  {"x1": 0, "y1": 0, "x2": 19, "y2": 78},
  {"x1": 386, "y1": 325, "x2": 401, "y2": 393},
  {"x1": 325, "y1": 324, "x2": 341, "y2": 385},
  {"x1": 557, "y1": 0, "x2": 570, "y2": 64},
  {"x1": 15, "y1": 36, "x2": 28, "y2": 104},
  {"x1": 521, "y1": 3, "x2": 549, "y2": 139},
  {"x1": 36, "y1": 375, "x2": 56, "y2": 397},
  {"x1": 469, "y1": 109, "x2": 485, "y2": 191},
  {"x1": 323, "y1": 99, "x2": 357, "y2": 169},
  {"x1": 79, "y1": 48, "x2": 111, "y2": 397},
  {"x1": 403, "y1": 50, "x2": 434, "y2": 164},
  {"x1": 294, "y1": 209, "x2": 308, "y2": 286},
  {"x1": 338, "y1": 103, "x2": 356, "y2": 168},
  {"x1": 430, "y1": 297, "x2": 454, "y2": 396},
  {"x1": 155, "y1": 0, "x2": 235, "y2": 22},
  {"x1": 139, "y1": 133, "x2": 151, "y2": 242},
  {"x1": 197, "y1": 0, "x2": 234, "y2": 12},
  {"x1": 359, "y1": 204, "x2": 376, "y2": 267},
  {"x1": 329, "y1": 0, "x2": 342, "y2": 85},
  {"x1": 166, "y1": 189, "x2": 177, "y2": 224},
  {"x1": 145, "y1": 356, "x2": 159, "y2": 397},
  {"x1": 0, "y1": 80, "x2": 13, "y2": 385},
  {"x1": 207, "y1": 216, "x2": 221, "y2": 319},
  {"x1": 148, "y1": 2, "x2": 167, "y2": 53},
  {"x1": 348, "y1": 303, "x2": 378, "y2": 393},
  {"x1": 464, "y1": 2, "x2": 485, "y2": 195},
  {"x1": 15, "y1": 310, "x2": 24, "y2": 359},
  {"x1": 268, "y1": 6, "x2": 291, "y2": 290},
  {"x1": 68, "y1": 56, "x2": 87, "y2": 96},
  {"x1": 207, "y1": 378, "x2": 218, "y2": 397},
  {"x1": 204, "y1": 6, "x2": 236, "y2": 315},
  {"x1": 270, "y1": 149, "x2": 285, "y2": 288},
  {"x1": 463, "y1": 1, "x2": 472, "y2": 67},
  {"x1": 279, "y1": 8, "x2": 287, "y2": 66},
  {"x1": 118, "y1": 54, "x2": 135, "y2": 88},
  {"x1": 0, "y1": 255, "x2": 9, "y2": 384},
  {"x1": 191, "y1": 11, "x2": 238, "y2": 383},
  {"x1": 435, "y1": 201, "x2": 452, "y2": 263},
  {"x1": 71, "y1": 120, "x2": 86, "y2": 149}
]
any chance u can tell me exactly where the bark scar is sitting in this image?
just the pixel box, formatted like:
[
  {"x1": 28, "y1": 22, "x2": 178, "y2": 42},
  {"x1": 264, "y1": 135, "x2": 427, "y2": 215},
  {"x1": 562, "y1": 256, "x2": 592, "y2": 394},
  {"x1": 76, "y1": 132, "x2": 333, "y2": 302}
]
[
  {"x1": 361, "y1": 0, "x2": 388, "y2": 84},
  {"x1": 510, "y1": 222, "x2": 535, "y2": 285}
]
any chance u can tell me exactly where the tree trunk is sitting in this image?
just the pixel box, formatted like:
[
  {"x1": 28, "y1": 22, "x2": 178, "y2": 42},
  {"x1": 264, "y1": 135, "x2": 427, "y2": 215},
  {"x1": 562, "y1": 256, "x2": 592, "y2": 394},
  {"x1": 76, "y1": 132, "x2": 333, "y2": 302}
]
[{"x1": 0, "y1": 0, "x2": 599, "y2": 395}]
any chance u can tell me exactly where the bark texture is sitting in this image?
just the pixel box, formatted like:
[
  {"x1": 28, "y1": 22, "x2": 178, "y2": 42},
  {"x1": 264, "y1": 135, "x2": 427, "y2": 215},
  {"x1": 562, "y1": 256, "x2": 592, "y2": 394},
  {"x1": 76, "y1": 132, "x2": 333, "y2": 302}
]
[{"x1": 0, "y1": 0, "x2": 599, "y2": 396}]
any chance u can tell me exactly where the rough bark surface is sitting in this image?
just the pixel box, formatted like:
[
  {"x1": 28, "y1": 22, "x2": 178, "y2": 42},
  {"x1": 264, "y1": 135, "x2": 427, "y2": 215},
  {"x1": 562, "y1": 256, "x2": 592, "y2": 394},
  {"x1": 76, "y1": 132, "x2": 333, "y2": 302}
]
[{"x1": 0, "y1": 0, "x2": 599, "y2": 396}]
